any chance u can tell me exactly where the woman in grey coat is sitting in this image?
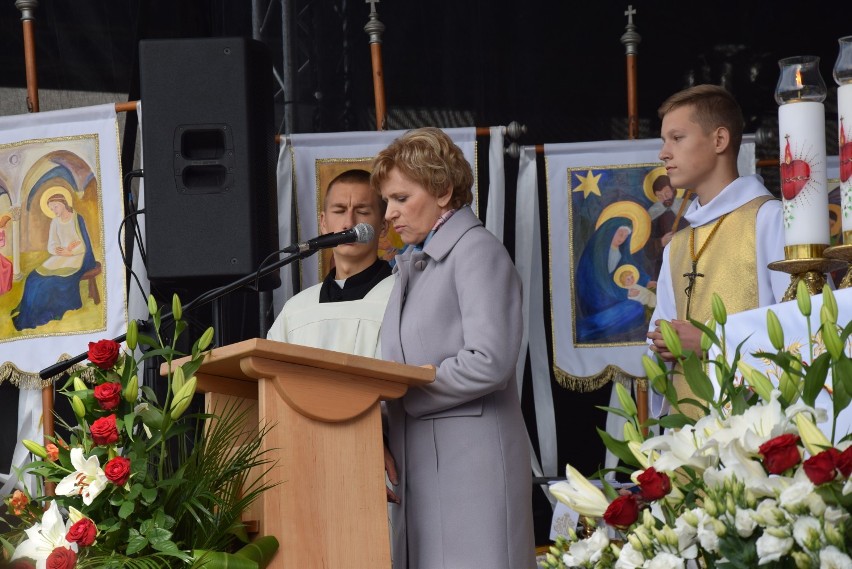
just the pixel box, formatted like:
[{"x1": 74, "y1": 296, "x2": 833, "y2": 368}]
[{"x1": 371, "y1": 127, "x2": 536, "y2": 569}]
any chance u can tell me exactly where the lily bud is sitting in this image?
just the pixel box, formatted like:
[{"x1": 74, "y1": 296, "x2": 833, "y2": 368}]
[
  {"x1": 124, "y1": 375, "x2": 139, "y2": 403},
  {"x1": 711, "y1": 293, "x2": 727, "y2": 325},
  {"x1": 615, "y1": 382, "x2": 637, "y2": 417},
  {"x1": 22, "y1": 439, "x2": 48, "y2": 459},
  {"x1": 737, "y1": 361, "x2": 774, "y2": 402},
  {"x1": 623, "y1": 421, "x2": 642, "y2": 444},
  {"x1": 73, "y1": 375, "x2": 88, "y2": 392},
  {"x1": 822, "y1": 284, "x2": 837, "y2": 324},
  {"x1": 197, "y1": 326, "x2": 214, "y2": 352},
  {"x1": 796, "y1": 280, "x2": 811, "y2": 317},
  {"x1": 700, "y1": 318, "x2": 715, "y2": 352},
  {"x1": 660, "y1": 320, "x2": 682, "y2": 359},
  {"x1": 147, "y1": 294, "x2": 158, "y2": 317},
  {"x1": 71, "y1": 395, "x2": 86, "y2": 419},
  {"x1": 766, "y1": 309, "x2": 785, "y2": 351},
  {"x1": 794, "y1": 413, "x2": 831, "y2": 455},
  {"x1": 169, "y1": 376, "x2": 197, "y2": 420},
  {"x1": 641, "y1": 355, "x2": 665, "y2": 384},
  {"x1": 778, "y1": 370, "x2": 799, "y2": 405},
  {"x1": 172, "y1": 293, "x2": 183, "y2": 322},
  {"x1": 126, "y1": 319, "x2": 138, "y2": 351},
  {"x1": 822, "y1": 322, "x2": 843, "y2": 360},
  {"x1": 171, "y1": 366, "x2": 186, "y2": 396}
]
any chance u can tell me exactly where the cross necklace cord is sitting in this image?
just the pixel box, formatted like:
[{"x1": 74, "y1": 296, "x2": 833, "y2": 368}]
[{"x1": 683, "y1": 214, "x2": 728, "y2": 319}]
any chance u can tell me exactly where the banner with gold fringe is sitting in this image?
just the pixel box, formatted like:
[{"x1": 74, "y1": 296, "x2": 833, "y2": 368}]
[
  {"x1": 0, "y1": 104, "x2": 126, "y2": 495},
  {"x1": 273, "y1": 128, "x2": 490, "y2": 314}
]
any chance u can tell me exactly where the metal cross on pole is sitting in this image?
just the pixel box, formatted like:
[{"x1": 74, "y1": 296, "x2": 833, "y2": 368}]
[
  {"x1": 364, "y1": 0, "x2": 387, "y2": 131},
  {"x1": 620, "y1": 5, "x2": 641, "y2": 140}
]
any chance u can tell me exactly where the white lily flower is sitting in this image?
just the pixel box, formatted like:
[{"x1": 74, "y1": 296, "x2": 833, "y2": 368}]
[
  {"x1": 55, "y1": 447, "x2": 108, "y2": 506},
  {"x1": 614, "y1": 541, "x2": 646, "y2": 569},
  {"x1": 642, "y1": 425, "x2": 716, "y2": 473},
  {"x1": 549, "y1": 464, "x2": 609, "y2": 518},
  {"x1": 10, "y1": 501, "x2": 77, "y2": 569},
  {"x1": 819, "y1": 546, "x2": 852, "y2": 569}
]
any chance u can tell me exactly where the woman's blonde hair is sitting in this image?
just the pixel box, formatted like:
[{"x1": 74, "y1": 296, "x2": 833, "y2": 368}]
[{"x1": 370, "y1": 127, "x2": 473, "y2": 210}]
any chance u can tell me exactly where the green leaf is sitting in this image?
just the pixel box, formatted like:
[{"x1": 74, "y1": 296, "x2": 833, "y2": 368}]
[
  {"x1": 681, "y1": 355, "x2": 715, "y2": 402},
  {"x1": 803, "y1": 353, "x2": 831, "y2": 406},
  {"x1": 833, "y1": 358, "x2": 852, "y2": 416},
  {"x1": 126, "y1": 529, "x2": 149, "y2": 555},
  {"x1": 658, "y1": 413, "x2": 693, "y2": 429},
  {"x1": 141, "y1": 486, "x2": 158, "y2": 504},
  {"x1": 146, "y1": 527, "x2": 173, "y2": 546},
  {"x1": 596, "y1": 427, "x2": 640, "y2": 469},
  {"x1": 118, "y1": 499, "x2": 136, "y2": 519},
  {"x1": 234, "y1": 536, "x2": 280, "y2": 569},
  {"x1": 192, "y1": 550, "x2": 258, "y2": 569}
]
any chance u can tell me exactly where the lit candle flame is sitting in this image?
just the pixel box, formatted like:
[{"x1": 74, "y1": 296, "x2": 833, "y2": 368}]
[{"x1": 795, "y1": 66, "x2": 803, "y2": 88}]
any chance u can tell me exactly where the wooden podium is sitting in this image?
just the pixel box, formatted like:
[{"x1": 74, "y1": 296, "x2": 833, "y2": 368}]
[{"x1": 168, "y1": 338, "x2": 434, "y2": 569}]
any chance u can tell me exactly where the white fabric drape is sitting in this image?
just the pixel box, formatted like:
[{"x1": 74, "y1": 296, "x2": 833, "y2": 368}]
[
  {"x1": 515, "y1": 147, "x2": 558, "y2": 480},
  {"x1": 485, "y1": 126, "x2": 506, "y2": 240}
]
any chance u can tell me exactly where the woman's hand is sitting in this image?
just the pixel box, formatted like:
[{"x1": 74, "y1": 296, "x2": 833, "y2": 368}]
[{"x1": 384, "y1": 443, "x2": 400, "y2": 504}]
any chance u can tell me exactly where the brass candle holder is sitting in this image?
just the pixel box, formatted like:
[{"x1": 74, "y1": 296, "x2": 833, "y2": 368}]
[
  {"x1": 768, "y1": 244, "x2": 846, "y2": 301},
  {"x1": 824, "y1": 240, "x2": 852, "y2": 288}
]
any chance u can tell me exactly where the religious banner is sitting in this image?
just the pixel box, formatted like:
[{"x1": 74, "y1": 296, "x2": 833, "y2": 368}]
[
  {"x1": 515, "y1": 136, "x2": 756, "y2": 476},
  {"x1": 533, "y1": 137, "x2": 756, "y2": 391},
  {"x1": 0, "y1": 104, "x2": 125, "y2": 493},
  {"x1": 273, "y1": 127, "x2": 504, "y2": 314}
]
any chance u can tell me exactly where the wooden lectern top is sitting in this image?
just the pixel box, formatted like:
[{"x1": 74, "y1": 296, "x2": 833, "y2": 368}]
[{"x1": 163, "y1": 338, "x2": 435, "y2": 423}]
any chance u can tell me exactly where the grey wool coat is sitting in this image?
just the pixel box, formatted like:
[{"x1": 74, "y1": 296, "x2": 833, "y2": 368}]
[{"x1": 382, "y1": 206, "x2": 536, "y2": 569}]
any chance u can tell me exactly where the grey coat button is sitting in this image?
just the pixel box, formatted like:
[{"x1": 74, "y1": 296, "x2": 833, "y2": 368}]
[{"x1": 414, "y1": 259, "x2": 427, "y2": 271}]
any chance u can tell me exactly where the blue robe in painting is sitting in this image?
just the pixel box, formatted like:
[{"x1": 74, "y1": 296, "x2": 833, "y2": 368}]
[
  {"x1": 575, "y1": 216, "x2": 650, "y2": 343},
  {"x1": 12, "y1": 214, "x2": 97, "y2": 331}
]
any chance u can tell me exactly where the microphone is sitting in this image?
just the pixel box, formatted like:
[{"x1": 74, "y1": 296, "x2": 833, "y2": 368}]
[{"x1": 283, "y1": 223, "x2": 375, "y2": 254}]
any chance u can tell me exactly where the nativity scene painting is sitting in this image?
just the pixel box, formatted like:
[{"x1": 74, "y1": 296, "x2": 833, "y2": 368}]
[
  {"x1": 0, "y1": 139, "x2": 106, "y2": 341},
  {"x1": 569, "y1": 164, "x2": 689, "y2": 346}
]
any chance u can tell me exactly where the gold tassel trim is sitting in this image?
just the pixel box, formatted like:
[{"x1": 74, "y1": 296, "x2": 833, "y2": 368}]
[
  {"x1": 0, "y1": 357, "x2": 98, "y2": 389},
  {"x1": 553, "y1": 364, "x2": 646, "y2": 393}
]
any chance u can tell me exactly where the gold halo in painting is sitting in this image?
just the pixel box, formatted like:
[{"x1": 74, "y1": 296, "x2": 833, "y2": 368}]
[
  {"x1": 613, "y1": 264, "x2": 639, "y2": 288},
  {"x1": 643, "y1": 166, "x2": 686, "y2": 202},
  {"x1": 595, "y1": 201, "x2": 651, "y2": 253},
  {"x1": 40, "y1": 187, "x2": 74, "y2": 218},
  {"x1": 829, "y1": 203, "x2": 842, "y2": 237}
]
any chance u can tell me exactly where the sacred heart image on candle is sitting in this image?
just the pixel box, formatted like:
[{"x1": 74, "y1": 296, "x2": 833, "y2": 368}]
[
  {"x1": 780, "y1": 134, "x2": 812, "y2": 200},
  {"x1": 840, "y1": 118, "x2": 852, "y2": 182}
]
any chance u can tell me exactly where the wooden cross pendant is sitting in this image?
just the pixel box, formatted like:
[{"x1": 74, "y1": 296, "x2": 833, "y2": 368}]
[{"x1": 682, "y1": 260, "x2": 704, "y2": 320}]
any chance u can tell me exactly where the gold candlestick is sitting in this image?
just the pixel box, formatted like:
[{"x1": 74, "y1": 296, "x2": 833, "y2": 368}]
[
  {"x1": 824, "y1": 243, "x2": 852, "y2": 288},
  {"x1": 768, "y1": 245, "x2": 846, "y2": 300}
]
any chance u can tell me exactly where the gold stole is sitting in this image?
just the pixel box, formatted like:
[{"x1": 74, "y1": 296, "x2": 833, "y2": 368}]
[{"x1": 667, "y1": 195, "x2": 773, "y2": 416}]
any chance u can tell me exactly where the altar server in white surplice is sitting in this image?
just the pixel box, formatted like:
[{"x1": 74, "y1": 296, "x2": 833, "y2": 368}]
[
  {"x1": 267, "y1": 168, "x2": 393, "y2": 358},
  {"x1": 646, "y1": 85, "x2": 787, "y2": 419}
]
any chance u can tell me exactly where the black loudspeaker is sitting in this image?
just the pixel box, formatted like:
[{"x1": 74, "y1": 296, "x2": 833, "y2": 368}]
[{"x1": 139, "y1": 37, "x2": 279, "y2": 286}]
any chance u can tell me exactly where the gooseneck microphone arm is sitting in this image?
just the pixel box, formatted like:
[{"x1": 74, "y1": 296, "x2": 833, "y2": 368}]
[{"x1": 38, "y1": 248, "x2": 312, "y2": 380}]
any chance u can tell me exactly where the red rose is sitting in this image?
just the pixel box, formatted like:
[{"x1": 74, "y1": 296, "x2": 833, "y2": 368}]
[
  {"x1": 87, "y1": 339, "x2": 121, "y2": 370},
  {"x1": 603, "y1": 494, "x2": 639, "y2": 528},
  {"x1": 838, "y1": 446, "x2": 852, "y2": 478},
  {"x1": 90, "y1": 415, "x2": 119, "y2": 446},
  {"x1": 93, "y1": 382, "x2": 123, "y2": 410},
  {"x1": 759, "y1": 433, "x2": 801, "y2": 474},
  {"x1": 637, "y1": 467, "x2": 671, "y2": 501},
  {"x1": 66, "y1": 517, "x2": 97, "y2": 547},
  {"x1": 45, "y1": 546, "x2": 76, "y2": 569},
  {"x1": 104, "y1": 456, "x2": 131, "y2": 486},
  {"x1": 803, "y1": 449, "x2": 838, "y2": 485}
]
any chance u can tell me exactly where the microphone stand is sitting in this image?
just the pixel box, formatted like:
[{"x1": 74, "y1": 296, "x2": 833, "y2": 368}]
[{"x1": 39, "y1": 249, "x2": 312, "y2": 380}]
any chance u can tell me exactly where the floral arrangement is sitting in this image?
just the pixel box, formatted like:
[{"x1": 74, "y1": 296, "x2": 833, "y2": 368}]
[
  {"x1": 1, "y1": 295, "x2": 278, "y2": 569},
  {"x1": 542, "y1": 282, "x2": 852, "y2": 569}
]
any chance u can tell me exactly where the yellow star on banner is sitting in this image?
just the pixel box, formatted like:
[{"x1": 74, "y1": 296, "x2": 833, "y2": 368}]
[{"x1": 573, "y1": 170, "x2": 602, "y2": 198}]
